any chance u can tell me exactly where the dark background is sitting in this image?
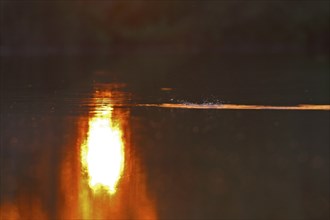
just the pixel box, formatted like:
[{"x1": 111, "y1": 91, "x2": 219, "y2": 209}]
[
  {"x1": 1, "y1": 2, "x2": 329, "y2": 219},
  {"x1": 1, "y1": 1, "x2": 329, "y2": 104}
]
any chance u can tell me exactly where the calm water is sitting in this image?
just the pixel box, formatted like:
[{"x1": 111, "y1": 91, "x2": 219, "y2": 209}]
[{"x1": 0, "y1": 83, "x2": 329, "y2": 220}]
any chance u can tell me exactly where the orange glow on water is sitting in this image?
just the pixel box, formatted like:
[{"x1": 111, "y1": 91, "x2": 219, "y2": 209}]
[
  {"x1": 0, "y1": 86, "x2": 157, "y2": 219},
  {"x1": 58, "y1": 87, "x2": 157, "y2": 220},
  {"x1": 139, "y1": 103, "x2": 330, "y2": 110},
  {"x1": 81, "y1": 104, "x2": 124, "y2": 194},
  {"x1": 0, "y1": 197, "x2": 47, "y2": 220}
]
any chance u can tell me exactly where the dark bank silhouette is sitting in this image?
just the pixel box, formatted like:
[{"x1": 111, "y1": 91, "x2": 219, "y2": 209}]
[{"x1": 1, "y1": 1, "x2": 329, "y2": 100}]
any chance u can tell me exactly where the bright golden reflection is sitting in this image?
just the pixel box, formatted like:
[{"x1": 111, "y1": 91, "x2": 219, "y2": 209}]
[
  {"x1": 81, "y1": 104, "x2": 124, "y2": 194},
  {"x1": 141, "y1": 103, "x2": 330, "y2": 110},
  {"x1": 59, "y1": 87, "x2": 157, "y2": 220},
  {"x1": 0, "y1": 86, "x2": 157, "y2": 219}
]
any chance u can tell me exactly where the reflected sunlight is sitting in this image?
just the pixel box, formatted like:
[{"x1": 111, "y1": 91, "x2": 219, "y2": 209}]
[
  {"x1": 81, "y1": 98, "x2": 124, "y2": 195},
  {"x1": 58, "y1": 86, "x2": 157, "y2": 219},
  {"x1": 140, "y1": 103, "x2": 330, "y2": 110}
]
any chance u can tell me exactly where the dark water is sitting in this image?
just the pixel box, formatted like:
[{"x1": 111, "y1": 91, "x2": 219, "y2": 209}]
[
  {"x1": 1, "y1": 0, "x2": 329, "y2": 218},
  {"x1": 0, "y1": 81, "x2": 329, "y2": 220}
]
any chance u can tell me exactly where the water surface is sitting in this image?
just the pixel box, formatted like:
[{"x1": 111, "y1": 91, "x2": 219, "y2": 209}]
[{"x1": 1, "y1": 83, "x2": 329, "y2": 220}]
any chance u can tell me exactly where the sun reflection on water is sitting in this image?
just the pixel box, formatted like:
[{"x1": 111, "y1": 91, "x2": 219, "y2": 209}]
[
  {"x1": 0, "y1": 86, "x2": 157, "y2": 220},
  {"x1": 81, "y1": 104, "x2": 124, "y2": 195},
  {"x1": 58, "y1": 87, "x2": 157, "y2": 219}
]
